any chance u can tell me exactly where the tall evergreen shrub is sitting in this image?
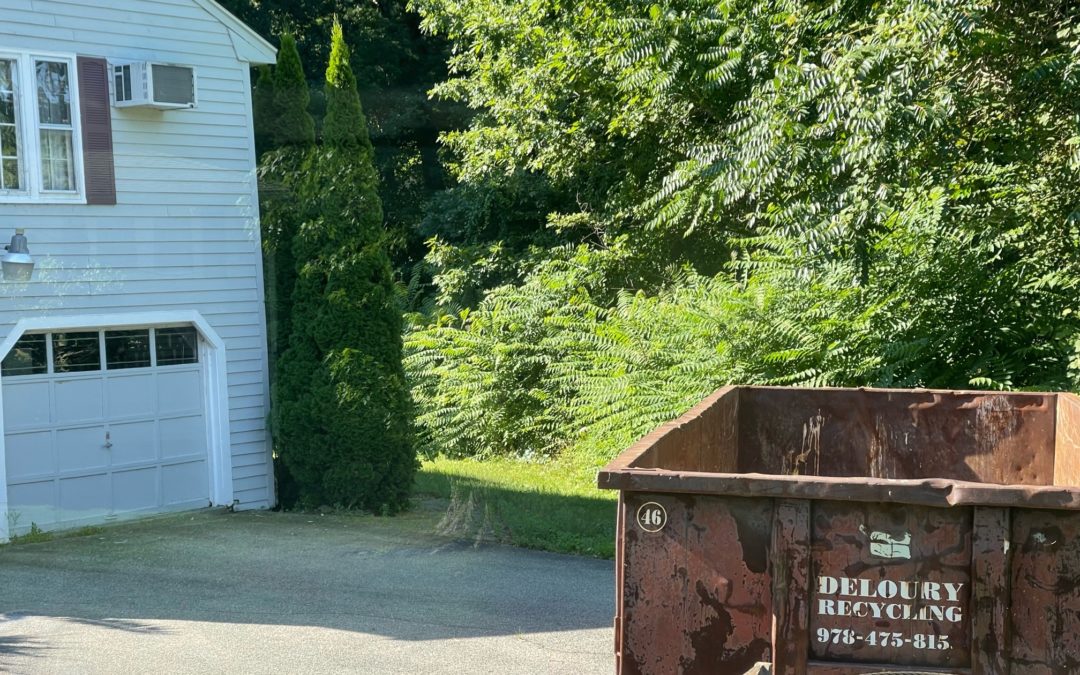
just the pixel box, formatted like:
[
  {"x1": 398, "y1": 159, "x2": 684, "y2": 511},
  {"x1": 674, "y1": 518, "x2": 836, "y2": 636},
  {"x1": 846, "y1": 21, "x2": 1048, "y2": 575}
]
[
  {"x1": 273, "y1": 21, "x2": 416, "y2": 511},
  {"x1": 271, "y1": 34, "x2": 315, "y2": 148},
  {"x1": 258, "y1": 35, "x2": 317, "y2": 364},
  {"x1": 257, "y1": 35, "x2": 318, "y2": 506}
]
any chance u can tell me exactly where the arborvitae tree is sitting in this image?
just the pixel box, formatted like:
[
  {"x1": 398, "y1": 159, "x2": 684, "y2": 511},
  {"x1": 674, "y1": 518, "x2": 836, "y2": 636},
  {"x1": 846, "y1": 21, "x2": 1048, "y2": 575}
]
[
  {"x1": 322, "y1": 21, "x2": 371, "y2": 152},
  {"x1": 273, "y1": 20, "x2": 416, "y2": 511},
  {"x1": 252, "y1": 65, "x2": 275, "y2": 157},
  {"x1": 258, "y1": 35, "x2": 319, "y2": 505},
  {"x1": 260, "y1": 34, "x2": 318, "y2": 361},
  {"x1": 271, "y1": 34, "x2": 315, "y2": 148}
]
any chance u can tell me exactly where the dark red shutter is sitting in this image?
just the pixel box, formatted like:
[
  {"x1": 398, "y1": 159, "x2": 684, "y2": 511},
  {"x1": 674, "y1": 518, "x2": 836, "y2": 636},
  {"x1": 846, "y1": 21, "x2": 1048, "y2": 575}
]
[{"x1": 77, "y1": 56, "x2": 116, "y2": 205}]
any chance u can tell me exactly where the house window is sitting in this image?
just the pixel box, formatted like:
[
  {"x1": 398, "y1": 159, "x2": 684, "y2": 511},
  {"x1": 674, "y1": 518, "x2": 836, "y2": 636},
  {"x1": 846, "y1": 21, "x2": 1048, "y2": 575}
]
[
  {"x1": 0, "y1": 59, "x2": 21, "y2": 191},
  {"x1": 0, "y1": 51, "x2": 82, "y2": 202}
]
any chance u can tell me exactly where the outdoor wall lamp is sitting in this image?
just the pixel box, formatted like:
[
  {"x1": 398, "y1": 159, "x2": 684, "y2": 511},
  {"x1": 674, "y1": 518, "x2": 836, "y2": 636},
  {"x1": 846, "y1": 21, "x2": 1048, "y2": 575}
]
[{"x1": 2, "y1": 229, "x2": 34, "y2": 281}]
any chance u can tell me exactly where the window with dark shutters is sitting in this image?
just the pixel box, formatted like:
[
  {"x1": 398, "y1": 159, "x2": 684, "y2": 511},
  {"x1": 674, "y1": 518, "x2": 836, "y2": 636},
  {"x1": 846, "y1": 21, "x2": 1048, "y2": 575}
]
[{"x1": 77, "y1": 56, "x2": 116, "y2": 205}]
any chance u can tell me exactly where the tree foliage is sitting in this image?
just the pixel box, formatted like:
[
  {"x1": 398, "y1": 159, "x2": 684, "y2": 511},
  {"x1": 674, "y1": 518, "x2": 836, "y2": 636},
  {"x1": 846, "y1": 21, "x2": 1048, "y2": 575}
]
[
  {"x1": 219, "y1": 0, "x2": 461, "y2": 277},
  {"x1": 273, "y1": 24, "x2": 416, "y2": 511},
  {"x1": 407, "y1": 0, "x2": 1080, "y2": 461},
  {"x1": 258, "y1": 35, "x2": 319, "y2": 365},
  {"x1": 271, "y1": 34, "x2": 316, "y2": 147},
  {"x1": 218, "y1": 0, "x2": 445, "y2": 88},
  {"x1": 323, "y1": 21, "x2": 373, "y2": 151}
]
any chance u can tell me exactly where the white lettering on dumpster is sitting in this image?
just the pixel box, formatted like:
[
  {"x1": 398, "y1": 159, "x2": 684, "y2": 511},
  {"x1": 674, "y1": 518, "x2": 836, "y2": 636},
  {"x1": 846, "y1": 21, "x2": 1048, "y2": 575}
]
[
  {"x1": 816, "y1": 575, "x2": 964, "y2": 624},
  {"x1": 636, "y1": 502, "x2": 667, "y2": 533}
]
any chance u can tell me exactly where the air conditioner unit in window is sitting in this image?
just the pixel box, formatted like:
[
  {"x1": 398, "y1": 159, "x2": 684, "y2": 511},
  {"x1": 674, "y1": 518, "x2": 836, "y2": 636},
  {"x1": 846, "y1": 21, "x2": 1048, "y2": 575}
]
[{"x1": 112, "y1": 62, "x2": 197, "y2": 110}]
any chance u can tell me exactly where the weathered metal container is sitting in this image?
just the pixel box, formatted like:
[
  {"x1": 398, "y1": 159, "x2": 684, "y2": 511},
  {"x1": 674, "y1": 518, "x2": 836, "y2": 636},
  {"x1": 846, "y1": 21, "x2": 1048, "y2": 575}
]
[{"x1": 598, "y1": 386, "x2": 1080, "y2": 674}]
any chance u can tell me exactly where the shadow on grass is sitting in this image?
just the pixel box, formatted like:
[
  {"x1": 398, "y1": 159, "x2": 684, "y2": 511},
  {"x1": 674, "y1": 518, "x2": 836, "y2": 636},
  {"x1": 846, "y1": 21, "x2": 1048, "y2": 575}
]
[{"x1": 415, "y1": 470, "x2": 617, "y2": 558}]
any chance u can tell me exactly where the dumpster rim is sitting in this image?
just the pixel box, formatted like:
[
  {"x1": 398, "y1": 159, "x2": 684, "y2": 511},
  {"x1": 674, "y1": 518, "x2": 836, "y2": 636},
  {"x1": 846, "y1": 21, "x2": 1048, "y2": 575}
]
[{"x1": 597, "y1": 468, "x2": 1080, "y2": 510}]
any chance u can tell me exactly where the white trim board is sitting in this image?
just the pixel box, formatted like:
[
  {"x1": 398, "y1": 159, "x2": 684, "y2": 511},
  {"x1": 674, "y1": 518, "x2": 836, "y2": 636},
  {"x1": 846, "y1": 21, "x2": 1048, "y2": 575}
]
[
  {"x1": 196, "y1": 0, "x2": 278, "y2": 65},
  {"x1": 240, "y1": 64, "x2": 276, "y2": 508},
  {"x1": 0, "y1": 310, "x2": 234, "y2": 542}
]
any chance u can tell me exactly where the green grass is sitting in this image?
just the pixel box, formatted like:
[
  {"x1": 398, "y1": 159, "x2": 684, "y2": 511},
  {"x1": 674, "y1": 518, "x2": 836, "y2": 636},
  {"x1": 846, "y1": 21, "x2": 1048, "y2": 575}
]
[
  {"x1": 7, "y1": 523, "x2": 53, "y2": 545},
  {"x1": 4, "y1": 523, "x2": 109, "y2": 546},
  {"x1": 414, "y1": 456, "x2": 618, "y2": 558}
]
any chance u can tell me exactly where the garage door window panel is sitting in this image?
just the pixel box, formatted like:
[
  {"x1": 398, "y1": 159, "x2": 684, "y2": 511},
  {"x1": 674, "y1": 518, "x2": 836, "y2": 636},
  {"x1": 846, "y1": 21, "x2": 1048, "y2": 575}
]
[
  {"x1": 155, "y1": 326, "x2": 198, "y2": 366},
  {"x1": 105, "y1": 329, "x2": 150, "y2": 370},
  {"x1": 52, "y1": 331, "x2": 100, "y2": 373},
  {"x1": 1, "y1": 333, "x2": 46, "y2": 376}
]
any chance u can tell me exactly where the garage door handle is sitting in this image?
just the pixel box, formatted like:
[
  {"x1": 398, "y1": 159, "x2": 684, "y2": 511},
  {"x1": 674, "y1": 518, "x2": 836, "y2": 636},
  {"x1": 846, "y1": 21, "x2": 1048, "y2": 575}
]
[{"x1": 104, "y1": 431, "x2": 113, "y2": 449}]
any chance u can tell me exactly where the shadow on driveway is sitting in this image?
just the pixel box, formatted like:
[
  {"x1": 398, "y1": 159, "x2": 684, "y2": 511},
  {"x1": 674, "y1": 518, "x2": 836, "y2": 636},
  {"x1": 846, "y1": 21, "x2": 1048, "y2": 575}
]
[
  {"x1": 0, "y1": 635, "x2": 45, "y2": 656},
  {"x1": 0, "y1": 503, "x2": 614, "y2": 645}
]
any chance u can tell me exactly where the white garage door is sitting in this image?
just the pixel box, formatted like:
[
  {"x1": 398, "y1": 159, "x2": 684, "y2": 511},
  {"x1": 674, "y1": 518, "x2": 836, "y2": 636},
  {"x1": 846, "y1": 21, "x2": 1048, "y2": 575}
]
[{"x1": 2, "y1": 326, "x2": 209, "y2": 534}]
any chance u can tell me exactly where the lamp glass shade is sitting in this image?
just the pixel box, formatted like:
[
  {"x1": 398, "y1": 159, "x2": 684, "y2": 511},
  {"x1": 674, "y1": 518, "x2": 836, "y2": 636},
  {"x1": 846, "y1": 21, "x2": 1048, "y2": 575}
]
[
  {"x1": 2, "y1": 256, "x2": 33, "y2": 281},
  {"x1": 2, "y1": 230, "x2": 33, "y2": 281}
]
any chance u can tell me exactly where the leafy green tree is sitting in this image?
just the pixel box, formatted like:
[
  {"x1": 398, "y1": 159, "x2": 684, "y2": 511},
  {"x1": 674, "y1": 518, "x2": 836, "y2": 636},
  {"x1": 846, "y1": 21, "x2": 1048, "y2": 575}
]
[
  {"x1": 406, "y1": 0, "x2": 1080, "y2": 462},
  {"x1": 274, "y1": 21, "x2": 417, "y2": 511}
]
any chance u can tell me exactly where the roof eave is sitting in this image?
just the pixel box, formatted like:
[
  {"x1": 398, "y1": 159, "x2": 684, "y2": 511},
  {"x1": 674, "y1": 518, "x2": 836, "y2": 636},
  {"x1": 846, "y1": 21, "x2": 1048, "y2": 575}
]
[{"x1": 194, "y1": 0, "x2": 278, "y2": 65}]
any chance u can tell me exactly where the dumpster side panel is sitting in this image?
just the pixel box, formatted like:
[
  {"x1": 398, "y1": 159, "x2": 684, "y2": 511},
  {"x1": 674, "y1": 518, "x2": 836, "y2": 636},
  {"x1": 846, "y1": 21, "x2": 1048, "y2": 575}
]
[
  {"x1": 1010, "y1": 509, "x2": 1080, "y2": 673},
  {"x1": 737, "y1": 388, "x2": 1056, "y2": 485},
  {"x1": 770, "y1": 499, "x2": 810, "y2": 674},
  {"x1": 602, "y1": 386, "x2": 1080, "y2": 674},
  {"x1": 620, "y1": 387, "x2": 739, "y2": 474},
  {"x1": 971, "y1": 506, "x2": 1012, "y2": 675},
  {"x1": 621, "y1": 493, "x2": 772, "y2": 675},
  {"x1": 1055, "y1": 393, "x2": 1080, "y2": 486},
  {"x1": 809, "y1": 501, "x2": 972, "y2": 668}
]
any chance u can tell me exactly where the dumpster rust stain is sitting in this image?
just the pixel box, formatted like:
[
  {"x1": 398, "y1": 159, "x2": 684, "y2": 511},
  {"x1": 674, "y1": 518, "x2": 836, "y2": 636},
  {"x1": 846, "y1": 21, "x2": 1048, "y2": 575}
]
[
  {"x1": 621, "y1": 494, "x2": 771, "y2": 674},
  {"x1": 679, "y1": 579, "x2": 770, "y2": 675},
  {"x1": 786, "y1": 409, "x2": 824, "y2": 476},
  {"x1": 1011, "y1": 510, "x2": 1080, "y2": 671}
]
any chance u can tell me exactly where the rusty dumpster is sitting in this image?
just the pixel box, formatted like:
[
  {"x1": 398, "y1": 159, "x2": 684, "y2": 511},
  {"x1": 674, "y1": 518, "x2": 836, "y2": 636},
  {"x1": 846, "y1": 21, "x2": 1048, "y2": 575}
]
[{"x1": 597, "y1": 386, "x2": 1080, "y2": 674}]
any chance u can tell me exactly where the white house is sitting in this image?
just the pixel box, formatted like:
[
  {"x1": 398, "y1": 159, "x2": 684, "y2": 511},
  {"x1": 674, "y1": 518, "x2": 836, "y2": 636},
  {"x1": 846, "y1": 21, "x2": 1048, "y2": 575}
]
[{"x1": 0, "y1": 0, "x2": 278, "y2": 540}]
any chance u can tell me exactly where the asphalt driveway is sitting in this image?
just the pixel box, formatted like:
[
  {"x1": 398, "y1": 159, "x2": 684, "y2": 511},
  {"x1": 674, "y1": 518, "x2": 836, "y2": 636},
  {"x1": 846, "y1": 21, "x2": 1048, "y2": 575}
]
[{"x1": 0, "y1": 503, "x2": 614, "y2": 674}]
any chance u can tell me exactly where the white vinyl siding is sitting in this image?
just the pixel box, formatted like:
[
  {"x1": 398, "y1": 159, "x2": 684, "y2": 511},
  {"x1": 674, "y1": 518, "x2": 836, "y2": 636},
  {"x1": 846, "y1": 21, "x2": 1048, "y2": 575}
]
[{"x1": 0, "y1": 0, "x2": 273, "y2": 509}]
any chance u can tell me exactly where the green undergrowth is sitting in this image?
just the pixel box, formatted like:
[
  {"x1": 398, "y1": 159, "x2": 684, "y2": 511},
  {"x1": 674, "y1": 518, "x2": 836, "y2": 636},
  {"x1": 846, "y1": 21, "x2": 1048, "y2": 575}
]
[
  {"x1": 415, "y1": 456, "x2": 617, "y2": 558},
  {"x1": 4, "y1": 523, "x2": 105, "y2": 546}
]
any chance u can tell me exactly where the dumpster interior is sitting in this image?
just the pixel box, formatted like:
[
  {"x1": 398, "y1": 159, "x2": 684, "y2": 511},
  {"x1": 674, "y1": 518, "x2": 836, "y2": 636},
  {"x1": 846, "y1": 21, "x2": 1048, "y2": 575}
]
[{"x1": 625, "y1": 387, "x2": 1080, "y2": 487}]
